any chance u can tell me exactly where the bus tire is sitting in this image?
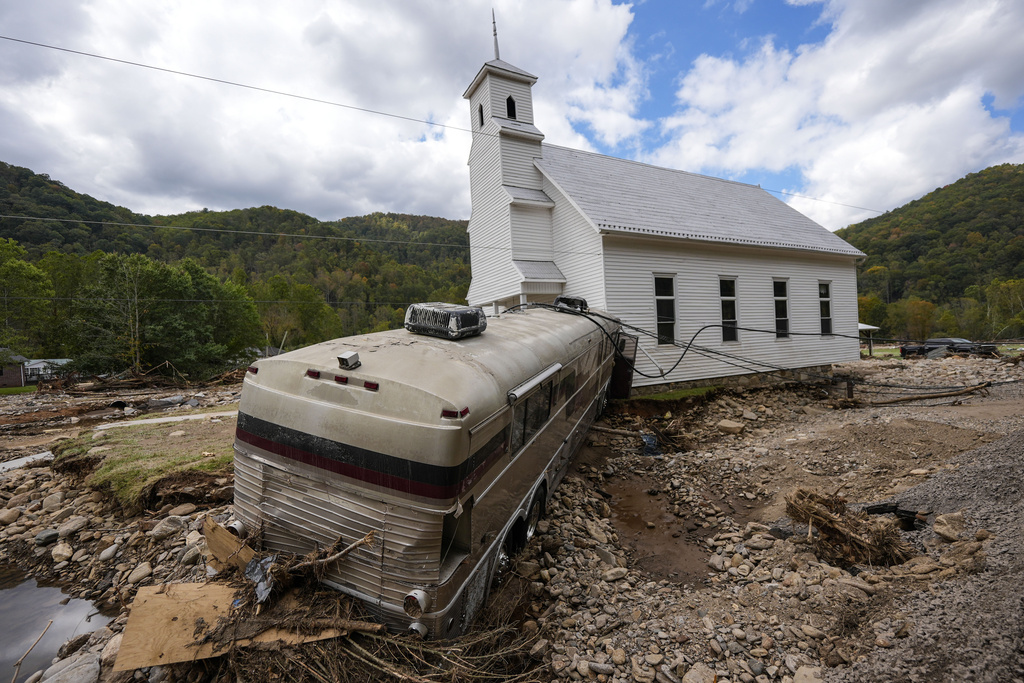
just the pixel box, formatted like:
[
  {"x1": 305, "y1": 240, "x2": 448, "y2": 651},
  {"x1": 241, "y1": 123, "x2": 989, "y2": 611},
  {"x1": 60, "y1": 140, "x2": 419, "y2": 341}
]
[{"x1": 525, "y1": 487, "x2": 545, "y2": 543}]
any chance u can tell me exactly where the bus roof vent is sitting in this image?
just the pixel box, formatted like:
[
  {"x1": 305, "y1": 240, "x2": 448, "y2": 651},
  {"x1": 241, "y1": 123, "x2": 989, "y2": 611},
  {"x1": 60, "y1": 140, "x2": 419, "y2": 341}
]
[
  {"x1": 404, "y1": 303, "x2": 487, "y2": 340},
  {"x1": 554, "y1": 296, "x2": 588, "y2": 312}
]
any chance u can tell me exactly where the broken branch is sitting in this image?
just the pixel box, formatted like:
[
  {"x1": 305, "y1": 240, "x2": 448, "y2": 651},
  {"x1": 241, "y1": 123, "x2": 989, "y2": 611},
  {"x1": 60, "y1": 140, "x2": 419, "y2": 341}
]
[{"x1": 291, "y1": 531, "x2": 375, "y2": 572}]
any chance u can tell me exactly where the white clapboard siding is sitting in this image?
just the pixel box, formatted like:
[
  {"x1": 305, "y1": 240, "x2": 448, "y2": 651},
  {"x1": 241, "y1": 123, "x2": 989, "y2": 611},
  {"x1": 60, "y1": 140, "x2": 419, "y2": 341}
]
[
  {"x1": 467, "y1": 125, "x2": 519, "y2": 306},
  {"x1": 500, "y1": 136, "x2": 543, "y2": 189},
  {"x1": 543, "y1": 174, "x2": 607, "y2": 310},
  {"x1": 488, "y1": 79, "x2": 534, "y2": 123},
  {"x1": 510, "y1": 204, "x2": 553, "y2": 260},
  {"x1": 603, "y1": 236, "x2": 860, "y2": 387}
]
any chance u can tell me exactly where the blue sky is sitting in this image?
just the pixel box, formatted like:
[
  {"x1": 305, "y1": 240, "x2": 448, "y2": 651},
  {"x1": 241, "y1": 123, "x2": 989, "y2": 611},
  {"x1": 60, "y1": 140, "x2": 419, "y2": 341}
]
[{"x1": 1, "y1": 0, "x2": 1022, "y2": 230}]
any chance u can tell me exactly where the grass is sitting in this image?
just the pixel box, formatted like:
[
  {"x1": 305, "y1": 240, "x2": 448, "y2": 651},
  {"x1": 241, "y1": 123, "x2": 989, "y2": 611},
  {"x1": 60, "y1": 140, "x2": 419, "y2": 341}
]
[
  {"x1": 54, "y1": 420, "x2": 234, "y2": 510},
  {"x1": 0, "y1": 385, "x2": 37, "y2": 395},
  {"x1": 637, "y1": 385, "x2": 719, "y2": 401}
]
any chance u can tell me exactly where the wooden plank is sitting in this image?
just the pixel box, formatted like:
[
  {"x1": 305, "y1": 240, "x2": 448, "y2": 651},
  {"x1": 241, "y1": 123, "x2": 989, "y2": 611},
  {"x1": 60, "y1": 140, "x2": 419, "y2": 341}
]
[
  {"x1": 114, "y1": 583, "x2": 346, "y2": 671},
  {"x1": 203, "y1": 517, "x2": 255, "y2": 571}
]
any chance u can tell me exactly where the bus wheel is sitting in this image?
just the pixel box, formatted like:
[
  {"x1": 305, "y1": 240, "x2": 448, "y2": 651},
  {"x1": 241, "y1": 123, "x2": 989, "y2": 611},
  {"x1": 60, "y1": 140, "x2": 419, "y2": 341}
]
[
  {"x1": 492, "y1": 544, "x2": 511, "y2": 587},
  {"x1": 525, "y1": 492, "x2": 544, "y2": 543}
]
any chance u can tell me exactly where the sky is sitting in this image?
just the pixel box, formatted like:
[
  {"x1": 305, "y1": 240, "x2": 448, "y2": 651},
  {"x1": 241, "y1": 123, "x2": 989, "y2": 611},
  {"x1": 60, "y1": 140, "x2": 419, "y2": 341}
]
[{"x1": 1, "y1": 0, "x2": 1023, "y2": 231}]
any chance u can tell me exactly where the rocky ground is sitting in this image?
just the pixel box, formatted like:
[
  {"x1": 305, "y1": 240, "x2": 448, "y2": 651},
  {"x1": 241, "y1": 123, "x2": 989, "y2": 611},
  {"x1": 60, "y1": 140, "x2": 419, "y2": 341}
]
[{"x1": 1, "y1": 354, "x2": 1023, "y2": 683}]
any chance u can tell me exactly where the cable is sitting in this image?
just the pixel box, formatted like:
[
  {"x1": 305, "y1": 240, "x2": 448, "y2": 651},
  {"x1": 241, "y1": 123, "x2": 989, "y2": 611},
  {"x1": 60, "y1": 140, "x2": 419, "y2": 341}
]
[
  {"x1": 0, "y1": 214, "x2": 602, "y2": 257},
  {"x1": 0, "y1": 34, "x2": 882, "y2": 214}
]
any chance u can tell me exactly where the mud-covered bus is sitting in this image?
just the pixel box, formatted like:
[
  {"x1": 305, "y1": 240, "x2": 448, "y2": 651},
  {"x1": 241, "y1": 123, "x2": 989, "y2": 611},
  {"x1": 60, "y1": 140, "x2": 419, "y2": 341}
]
[{"x1": 232, "y1": 301, "x2": 620, "y2": 637}]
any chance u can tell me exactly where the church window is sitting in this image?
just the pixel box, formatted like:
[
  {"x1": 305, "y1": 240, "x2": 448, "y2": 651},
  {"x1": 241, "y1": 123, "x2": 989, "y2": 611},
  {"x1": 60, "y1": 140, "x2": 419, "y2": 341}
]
[{"x1": 506, "y1": 96, "x2": 517, "y2": 120}]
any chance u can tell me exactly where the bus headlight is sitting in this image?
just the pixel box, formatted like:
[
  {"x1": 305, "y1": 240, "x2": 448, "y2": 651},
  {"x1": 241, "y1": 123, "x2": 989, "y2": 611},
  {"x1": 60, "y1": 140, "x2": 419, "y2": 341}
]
[{"x1": 403, "y1": 589, "x2": 431, "y2": 618}]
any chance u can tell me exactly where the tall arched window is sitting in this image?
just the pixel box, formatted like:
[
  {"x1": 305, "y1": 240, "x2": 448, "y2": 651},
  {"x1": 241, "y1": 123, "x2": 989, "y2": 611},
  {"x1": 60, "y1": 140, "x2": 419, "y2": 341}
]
[
  {"x1": 506, "y1": 96, "x2": 517, "y2": 120},
  {"x1": 478, "y1": 104, "x2": 484, "y2": 128}
]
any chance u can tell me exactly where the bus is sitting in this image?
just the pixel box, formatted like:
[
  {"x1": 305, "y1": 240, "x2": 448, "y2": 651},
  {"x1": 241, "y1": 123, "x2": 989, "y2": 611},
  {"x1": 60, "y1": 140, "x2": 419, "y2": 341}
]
[{"x1": 232, "y1": 301, "x2": 620, "y2": 637}]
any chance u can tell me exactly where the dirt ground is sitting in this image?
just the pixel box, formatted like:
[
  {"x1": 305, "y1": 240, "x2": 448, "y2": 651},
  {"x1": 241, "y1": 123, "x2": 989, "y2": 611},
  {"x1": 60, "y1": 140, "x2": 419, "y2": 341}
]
[{"x1": 2, "y1": 353, "x2": 1023, "y2": 682}]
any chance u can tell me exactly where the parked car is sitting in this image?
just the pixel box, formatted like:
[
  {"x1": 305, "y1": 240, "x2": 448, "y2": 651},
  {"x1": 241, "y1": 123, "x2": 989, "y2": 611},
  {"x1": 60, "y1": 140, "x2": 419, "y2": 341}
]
[{"x1": 899, "y1": 337, "x2": 999, "y2": 358}]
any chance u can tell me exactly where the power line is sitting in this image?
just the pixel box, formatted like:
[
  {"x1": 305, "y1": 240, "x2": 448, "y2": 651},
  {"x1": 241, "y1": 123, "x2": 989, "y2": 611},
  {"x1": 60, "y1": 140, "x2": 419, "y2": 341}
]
[
  {"x1": 0, "y1": 34, "x2": 882, "y2": 215},
  {"x1": 0, "y1": 214, "x2": 602, "y2": 256}
]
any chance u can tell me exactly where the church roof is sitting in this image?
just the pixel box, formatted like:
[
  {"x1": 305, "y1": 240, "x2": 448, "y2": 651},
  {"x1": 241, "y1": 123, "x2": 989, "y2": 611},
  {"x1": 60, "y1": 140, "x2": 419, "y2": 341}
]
[
  {"x1": 463, "y1": 59, "x2": 538, "y2": 98},
  {"x1": 535, "y1": 145, "x2": 864, "y2": 258}
]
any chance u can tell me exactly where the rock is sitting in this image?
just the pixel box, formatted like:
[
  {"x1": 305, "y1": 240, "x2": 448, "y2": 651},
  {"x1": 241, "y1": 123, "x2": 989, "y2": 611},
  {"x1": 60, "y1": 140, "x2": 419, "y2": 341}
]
[
  {"x1": 709, "y1": 554, "x2": 727, "y2": 571},
  {"x1": 100, "y1": 633, "x2": 123, "y2": 667},
  {"x1": 8, "y1": 492, "x2": 33, "y2": 508},
  {"x1": 42, "y1": 492, "x2": 64, "y2": 511},
  {"x1": 589, "y1": 661, "x2": 615, "y2": 675},
  {"x1": 167, "y1": 503, "x2": 196, "y2": 517},
  {"x1": 57, "y1": 516, "x2": 89, "y2": 538},
  {"x1": 682, "y1": 662, "x2": 716, "y2": 683},
  {"x1": 934, "y1": 511, "x2": 965, "y2": 542},
  {"x1": 645, "y1": 654, "x2": 664, "y2": 666},
  {"x1": 51, "y1": 542, "x2": 74, "y2": 563},
  {"x1": 793, "y1": 666, "x2": 823, "y2": 683},
  {"x1": 529, "y1": 639, "x2": 549, "y2": 660},
  {"x1": 612, "y1": 649, "x2": 627, "y2": 665},
  {"x1": 40, "y1": 652, "x2": 100, "y2": 683},
  {"x1": 127, "y1": 562, "x2": 153, "y2": 584},
  {"x1": 149, "y1": 516, "x2": 187, "y2": 541},
  {"x1": 717, "y1": 419, "x2": 745, "y2": 435},
  {"x1": 98, "y1": 544, "x2": 119, "y2": 562},
  {"x1": 800, "y1": 625, "x2": 826, "y2": 639},
  {"x1": 168, "y1": 430, "x2": 186, "y2": 438},
  {"x1": 745, "y1": 536, "x2": 774, "y2": 550},
  {"x1": 34, "y1": 528, "x2": 59, "y2": 545},
  {"x1": 0, "y1": 508, "x2": 21, "y2": 525},
  {"x1": 586, "y1": 519, "x2": 608, "y2": 544},
  {"x1": 603, "y1": 567, "x2": 628, "y2": 582}
]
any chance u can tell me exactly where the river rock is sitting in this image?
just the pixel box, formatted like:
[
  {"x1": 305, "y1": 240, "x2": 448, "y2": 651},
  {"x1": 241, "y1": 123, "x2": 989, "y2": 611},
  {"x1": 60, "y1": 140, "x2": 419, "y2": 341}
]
[
  {"x1": 34, "y1": 528, "x2": 59, "y2": 545},
  {"x1": 0, "y1": 508, "x2": 21, "y2": 525},
  {"x1": 682, "y1": 662, "x2": 716, "y2": 683},
  {"x1": 57, "y1": 516, "x2": 89, "y2": 538},
  {"x1": 127, "y1": 562, "x2": 153, "y2": 584},
  {"x1": 717, "y1": 419, "x2": 745, "y2": 435},
  {"x1": 149, "y1": 516, "x2": 187, "y2": 540},
  {"x1": 51, "y1": 542, "x2": 74, "y2": 563},
  {"x1": 603, "y1": 567, "x2": 628, "y2": 582},
  {"x1": 793, "y1": 666, "x2": 823, "y2": 682},
  {"x1": 934, "y1": 511, "x2": 965, "y2": 542},
  {"x1": 42, "y1": 492, "x2": 64, "y2": 511},
  {"x1": 100, "y1": 633, "x2": 123, "y2": 668},
  {"x1": 168, "y1": 503, "x2": 196, "y2": 517},
  {"x1": 98, "y1": 544, "x2": 119, "y2": 562},
  {"x1": 40, "y1": 651, "x2": 100, "y2": 683}
]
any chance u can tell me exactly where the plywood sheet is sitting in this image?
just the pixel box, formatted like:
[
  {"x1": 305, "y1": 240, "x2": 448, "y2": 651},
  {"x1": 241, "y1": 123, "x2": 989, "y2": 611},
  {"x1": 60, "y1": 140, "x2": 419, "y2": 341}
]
[
  {"x1": 114, "y1": 583, "x2": 344, "y2": 671},
  {"x1": 203, "y1": 517, "x2": 255, "y2": 572}
]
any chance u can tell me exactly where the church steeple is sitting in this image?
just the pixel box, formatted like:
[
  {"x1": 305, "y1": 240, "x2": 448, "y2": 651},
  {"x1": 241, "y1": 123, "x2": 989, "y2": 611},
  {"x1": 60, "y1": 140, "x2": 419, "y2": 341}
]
[{"x1": 492, "y1": 9, "x2": 500, "y2": 61}]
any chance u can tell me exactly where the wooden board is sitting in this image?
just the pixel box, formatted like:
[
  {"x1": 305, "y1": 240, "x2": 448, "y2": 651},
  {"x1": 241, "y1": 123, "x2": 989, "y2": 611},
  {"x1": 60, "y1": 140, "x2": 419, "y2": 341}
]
[
  {"x1": 114, "y1": 583, "x2": 345, "y2": 671},
  {"x1": 203, "y1": 517, "x2": 255, "y2": 572}
]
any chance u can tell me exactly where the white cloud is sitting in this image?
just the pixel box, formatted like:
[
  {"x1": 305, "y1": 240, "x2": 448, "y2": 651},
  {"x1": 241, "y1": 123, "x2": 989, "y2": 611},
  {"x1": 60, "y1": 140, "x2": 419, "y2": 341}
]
[
  {"x1": 0, "y1": 0, "x2": 640, "y2": 219},
  {"x1": 653, "y1": 0, "x2": 1024, "y2": 229}
]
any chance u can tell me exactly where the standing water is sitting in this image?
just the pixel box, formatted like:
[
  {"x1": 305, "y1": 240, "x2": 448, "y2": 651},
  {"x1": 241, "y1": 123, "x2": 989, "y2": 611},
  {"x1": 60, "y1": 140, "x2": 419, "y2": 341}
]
[{"x1": 0, "y1": 564, "x2": 114, "y2": 682}]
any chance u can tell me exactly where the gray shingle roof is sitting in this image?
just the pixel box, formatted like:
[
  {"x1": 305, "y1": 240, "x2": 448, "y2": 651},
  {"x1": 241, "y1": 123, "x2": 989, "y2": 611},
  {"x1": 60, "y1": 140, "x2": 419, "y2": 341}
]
[
  {"x1": 535, "y1": 145, "x2": 864, "y2": 257},
  {"x1": 513, "y1": 260, "x2": 565, "y2": 282},
  {"x1": 504, "y1": 185, "x2": 554, "y2": 207}
]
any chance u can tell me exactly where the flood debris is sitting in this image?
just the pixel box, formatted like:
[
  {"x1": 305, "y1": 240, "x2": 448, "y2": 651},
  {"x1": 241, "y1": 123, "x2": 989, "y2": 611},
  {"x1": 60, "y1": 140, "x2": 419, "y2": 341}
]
[{"x1": 785, "y1": 488, "x2": 916, "y2": 567}]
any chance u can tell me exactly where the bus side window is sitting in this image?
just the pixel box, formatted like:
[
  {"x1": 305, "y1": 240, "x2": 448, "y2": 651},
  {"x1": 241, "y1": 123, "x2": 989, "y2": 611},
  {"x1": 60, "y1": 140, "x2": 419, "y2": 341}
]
[
  {"x1": 510, "y1": 380, "x2": 554, "y2": 456},
  {"x1": 557, "y1": 371, "x2": 576, "y2": 408},
  {"x1": 524, "y1": 380, "x2": 552, "y2": 445}
]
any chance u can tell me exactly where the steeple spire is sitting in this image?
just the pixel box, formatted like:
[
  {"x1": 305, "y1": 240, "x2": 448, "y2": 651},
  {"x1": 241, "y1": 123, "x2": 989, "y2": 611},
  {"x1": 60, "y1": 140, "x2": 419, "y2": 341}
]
[{"x1": 492, "y1": 9, "x2": 500, "y2": 60}]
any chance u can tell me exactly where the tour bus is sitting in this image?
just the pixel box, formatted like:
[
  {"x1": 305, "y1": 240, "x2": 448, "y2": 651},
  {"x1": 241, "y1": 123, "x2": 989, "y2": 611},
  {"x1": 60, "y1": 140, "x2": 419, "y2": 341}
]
[{"x1": 232, "y1": 301, "x2": 620, "y2": 637}]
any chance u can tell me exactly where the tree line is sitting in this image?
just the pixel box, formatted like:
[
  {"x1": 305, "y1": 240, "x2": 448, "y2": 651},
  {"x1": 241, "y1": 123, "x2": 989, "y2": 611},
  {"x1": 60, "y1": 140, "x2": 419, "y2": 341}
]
[
  {"x1": 1, "y1": 161, "x2": 470, "y2": 376},
  {"x1": 837, "y1": 163, "x2": 1024, "y2": 341}
]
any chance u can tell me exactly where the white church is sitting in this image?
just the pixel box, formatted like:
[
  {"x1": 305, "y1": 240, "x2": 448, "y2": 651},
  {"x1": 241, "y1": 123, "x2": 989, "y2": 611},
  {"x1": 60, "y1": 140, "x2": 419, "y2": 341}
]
[{"x1": 461, "y1": 48, "x2": 865, "y2": 389}]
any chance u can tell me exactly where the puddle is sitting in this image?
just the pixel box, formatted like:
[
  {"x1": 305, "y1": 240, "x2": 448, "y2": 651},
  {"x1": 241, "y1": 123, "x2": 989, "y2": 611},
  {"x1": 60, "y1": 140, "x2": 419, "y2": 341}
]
[
  {"x1": 604, "y1": 476, "x2": 712, "y2": 586},
  {"x1": 0, "y1": 451, "x2": 53, "y2": 473},
  {"x1": 605, "y1": 474, "x2": 758, "y2": 587},
  {"x1": 0, "y1": 564, "x2": 116, "y2": 682}
]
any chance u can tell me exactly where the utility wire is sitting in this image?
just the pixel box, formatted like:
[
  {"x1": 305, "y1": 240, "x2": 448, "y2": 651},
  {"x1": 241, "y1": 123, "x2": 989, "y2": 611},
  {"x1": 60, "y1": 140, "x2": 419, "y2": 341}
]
[
  {"x1": 0, "y1": 214, "x2": 603, "y2": 257},
  {"x1": 0, "y1": 34, "x2": 885, "y2": 215}
]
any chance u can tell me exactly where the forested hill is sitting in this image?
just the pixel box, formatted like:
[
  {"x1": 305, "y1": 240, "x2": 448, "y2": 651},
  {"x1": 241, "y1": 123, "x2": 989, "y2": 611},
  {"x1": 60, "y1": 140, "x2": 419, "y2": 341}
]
[
  {"x1": 835, "y1": 163, "x2": 1024, "y2": 340},
  {"x1": 0, "y1": 160, "x2": 470, "y2": 376}
]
